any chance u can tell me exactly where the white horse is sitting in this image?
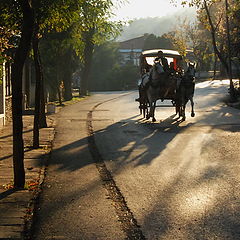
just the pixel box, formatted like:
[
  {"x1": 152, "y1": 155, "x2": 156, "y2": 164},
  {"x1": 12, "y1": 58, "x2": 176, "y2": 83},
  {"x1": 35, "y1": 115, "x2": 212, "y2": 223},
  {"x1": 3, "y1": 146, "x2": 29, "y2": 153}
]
[{"x1": 145, "y1": 62, "x2": 172, "y2": 122}]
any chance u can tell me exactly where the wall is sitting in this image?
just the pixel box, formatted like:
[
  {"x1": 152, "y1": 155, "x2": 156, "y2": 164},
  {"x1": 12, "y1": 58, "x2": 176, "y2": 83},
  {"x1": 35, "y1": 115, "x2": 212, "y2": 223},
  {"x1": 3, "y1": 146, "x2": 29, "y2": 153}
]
[
  {"x1": 0, "y1": 63, "x2": 5, "y2": 127},
  {"x1": 4, "y1": 96, "x2": 12, "y2": 124}
]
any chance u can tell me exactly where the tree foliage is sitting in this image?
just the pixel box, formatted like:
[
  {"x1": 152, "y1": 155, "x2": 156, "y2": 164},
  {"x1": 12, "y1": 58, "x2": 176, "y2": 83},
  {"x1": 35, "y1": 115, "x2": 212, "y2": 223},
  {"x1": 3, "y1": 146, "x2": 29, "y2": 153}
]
[
  {"x1": 180, "y1": 0, "x2": 240, "y2": 99},
  {"x1": 0, "y1": 0, "x2": 124, "y2": 187},
  {"x1": 89, "y1": 41, "x2": 139, "y2": 91},
  {"x1": 143, "y1": 33, "x2": 174, "y2": 50},
  {"x1": 181, "y1": 0, "x2": 240, "y2": 70},
  {"x1": 74, "y1": 0, "x2": 122, "y2": 95}
]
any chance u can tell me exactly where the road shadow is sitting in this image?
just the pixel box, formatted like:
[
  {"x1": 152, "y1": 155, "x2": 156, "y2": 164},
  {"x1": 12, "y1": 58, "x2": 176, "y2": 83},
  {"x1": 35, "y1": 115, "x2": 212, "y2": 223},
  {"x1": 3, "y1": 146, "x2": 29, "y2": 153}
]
[
  {"x1": 38, "y1": 113, "x2": 192, "y2": 172},
  {"x1": 34, "y1": 89, "x2": 240, "y2": 177},
  {"x1": 32, "y1": 85, "x2": 240, "y2": 239},
  {"x1": 140, "y1": 161, "x2": 240, "y2": 240},
  {"x1": 0, "y1": 188, "x2": 17, "y2": 201}
]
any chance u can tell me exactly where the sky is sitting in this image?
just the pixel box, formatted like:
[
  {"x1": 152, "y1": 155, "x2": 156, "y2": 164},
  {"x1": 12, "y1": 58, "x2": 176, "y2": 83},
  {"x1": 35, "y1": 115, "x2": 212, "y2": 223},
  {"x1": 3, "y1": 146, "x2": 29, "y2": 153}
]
[{"x1": 112, "y1": 0, "x2": 188, "y2": 21}]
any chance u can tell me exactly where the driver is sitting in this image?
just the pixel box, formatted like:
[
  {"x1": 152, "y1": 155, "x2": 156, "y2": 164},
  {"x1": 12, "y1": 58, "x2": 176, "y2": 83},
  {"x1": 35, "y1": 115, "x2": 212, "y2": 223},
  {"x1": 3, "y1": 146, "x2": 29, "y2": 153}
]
[{"x1": 154, "y1": 50, "x2": 169, "y2": 72}]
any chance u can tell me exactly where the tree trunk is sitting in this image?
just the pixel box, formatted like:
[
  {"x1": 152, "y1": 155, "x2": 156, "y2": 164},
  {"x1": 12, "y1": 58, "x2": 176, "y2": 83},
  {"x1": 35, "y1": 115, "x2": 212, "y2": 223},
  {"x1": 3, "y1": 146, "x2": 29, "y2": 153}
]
[
  {"x1": 213, "y1": 53, "x2": 217, "y2": 80},
  {"x1": 32, "y1": 26, "x2": 41, "y2": 148},
  {"x1": 57, "y1": 86, "x2": 62, "y2": 105},
  {"x1": 79, "y1": 29, "x2": 95, "y2": 96},
  {"x1": 204, "y1": 0, "x2": 236, "y2": 100},
  {"x1": 56, "y1": 70, "x2": 62, "y2": 105},
  {"x1": 11, "y1": 0, "x2": 34, "y2": 188},
  {"x1": 38, "y1": 42, "x2": 47, "y2": 128},
  {"x1": 225, "y1": 0, "x2": 236, "y2": 101},
  {"x1": 39, "y1": 76, "x2": 47, "y2": 127},
  {"x1": 63, "y1": 71, "x2": 73, "y2": 101},
  {"x1": 63, "y1": 50, "x2": 73, "y2": 101},
  {"x1": 203, "y1": 0, "x2": 229, "y2": 73}
]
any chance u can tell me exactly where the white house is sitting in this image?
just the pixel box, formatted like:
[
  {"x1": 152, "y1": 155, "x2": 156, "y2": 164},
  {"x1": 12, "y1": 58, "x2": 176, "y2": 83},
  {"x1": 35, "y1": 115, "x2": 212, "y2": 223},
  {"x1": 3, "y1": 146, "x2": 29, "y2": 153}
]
[{"x1": 118, "y1": 35, "x2": 148, "y2": 66}]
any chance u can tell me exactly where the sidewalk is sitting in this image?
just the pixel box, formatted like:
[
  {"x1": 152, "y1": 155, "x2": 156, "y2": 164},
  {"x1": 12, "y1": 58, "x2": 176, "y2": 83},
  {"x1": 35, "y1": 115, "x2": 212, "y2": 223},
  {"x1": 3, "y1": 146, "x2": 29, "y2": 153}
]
[{"x1": 0, "y1": 114, "x2": 55, "y2": 239}]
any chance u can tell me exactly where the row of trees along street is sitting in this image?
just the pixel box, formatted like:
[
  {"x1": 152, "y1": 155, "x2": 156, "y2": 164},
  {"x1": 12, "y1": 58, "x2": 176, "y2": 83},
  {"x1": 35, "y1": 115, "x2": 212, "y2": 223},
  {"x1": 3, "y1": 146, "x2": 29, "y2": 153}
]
[
  {"x1": 0, "y1": 0, "x2": 123, "y2": 188},
  {"x1": 90, "y1": 0, "x2": 240, "y2": 95},
  {"x1": 1, "y1": 0, "x2": 240, "y2": 188}
]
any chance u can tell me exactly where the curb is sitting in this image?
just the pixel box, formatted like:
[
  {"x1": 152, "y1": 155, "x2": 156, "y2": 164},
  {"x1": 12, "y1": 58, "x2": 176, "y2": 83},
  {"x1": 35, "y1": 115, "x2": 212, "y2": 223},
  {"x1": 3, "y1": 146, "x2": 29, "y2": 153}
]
[{"x1": 23, "y1": 117, "x2": 56, "y2": 240}]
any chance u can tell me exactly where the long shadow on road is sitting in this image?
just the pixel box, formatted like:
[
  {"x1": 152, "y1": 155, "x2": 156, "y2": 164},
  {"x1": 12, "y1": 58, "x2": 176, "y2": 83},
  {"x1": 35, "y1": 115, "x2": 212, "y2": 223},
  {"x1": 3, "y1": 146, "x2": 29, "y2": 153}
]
[{"x1": 33, "y1": 89, "x2": 240, "y2": 239}]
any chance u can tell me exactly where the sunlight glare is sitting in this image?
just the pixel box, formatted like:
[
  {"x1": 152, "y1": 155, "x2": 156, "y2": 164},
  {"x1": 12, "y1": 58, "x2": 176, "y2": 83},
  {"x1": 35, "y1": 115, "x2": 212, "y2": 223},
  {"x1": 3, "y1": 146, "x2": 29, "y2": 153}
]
[
  {"x1": 112, "y1": 0, "x2": 186, "y2": 21},
  {"x1": 176, "y1": 183, "x2": 220, "y2": 218}
]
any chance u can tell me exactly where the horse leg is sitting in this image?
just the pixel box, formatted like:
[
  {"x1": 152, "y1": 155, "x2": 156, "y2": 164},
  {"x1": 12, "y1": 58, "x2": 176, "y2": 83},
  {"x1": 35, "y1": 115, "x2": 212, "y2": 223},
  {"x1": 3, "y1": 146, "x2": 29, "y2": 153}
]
[
  {"x1": 148, "y1": 104, "x2": 154, "y2": 120},
  {"x1": 182, "y1": 104, "x2": 186, "y2": 121},
  {"x1": 175, "y1": 100, "x2": 180, "y2": 117},
  {"x1": 180, "y1": 98, "x2": 186, "y2": 121},
  {"x1": 179, "y1": 96, "x2": 184, "y2": 118},
  {"x1": 152, "y1": 101, "x2": 156, "y2": 122},
  {"x1": 146, "y1": 108, "x2": 150, "y2": 119},
  {"x1": 146, "y1": 100, "x2": 152, "y2": 120},
  {"x1": 190, "y1": 97, "x2": 195, "y2": 117},
  {"x1": 178, "y1": 106, "x2": 182, "y2": 118},
  {"x1": 146, "y1": 94, "x2": 150, "y2": 119}
]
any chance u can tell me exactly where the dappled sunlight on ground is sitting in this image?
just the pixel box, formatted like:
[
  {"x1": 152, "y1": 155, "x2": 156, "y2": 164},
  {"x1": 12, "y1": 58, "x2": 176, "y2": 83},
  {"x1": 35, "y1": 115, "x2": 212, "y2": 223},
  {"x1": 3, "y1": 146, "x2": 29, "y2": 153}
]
[
  {"x1": 33, "y1": 86, "x2": 240, "y2": 239},
  {"x1": 196, "y1": 79, "x2": 237, "y2": 89},
  {"x1": 90, "y1": 86, "x2": 240, "y2": 239}
]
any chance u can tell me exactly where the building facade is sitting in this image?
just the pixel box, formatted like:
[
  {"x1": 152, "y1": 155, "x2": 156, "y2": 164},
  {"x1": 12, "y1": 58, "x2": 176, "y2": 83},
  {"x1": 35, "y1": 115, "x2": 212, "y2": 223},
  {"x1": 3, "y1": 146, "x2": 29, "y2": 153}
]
[
  {"x1": 0, "y1": 62, "x2": 6, "y2": 126},
  {"x1": 0, "y1": 62, "x2": 13, "y2": 127},
  {"x1": 118, "y1": 35, "x2": 147, "y2": 66}
]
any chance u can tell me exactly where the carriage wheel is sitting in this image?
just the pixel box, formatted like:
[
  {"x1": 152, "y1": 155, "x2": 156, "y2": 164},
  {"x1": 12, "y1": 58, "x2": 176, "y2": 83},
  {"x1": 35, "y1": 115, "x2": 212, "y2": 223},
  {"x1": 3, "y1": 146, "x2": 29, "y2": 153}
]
[
  {"x1": 139, "y1": 100, "x2": 145, "y2": 116},
  {"x1": 139, "y1": 102, "x2": 146, "y2": 118},
  {"x1": 143, "y1": 101, "x2": 149, "y2": 118},
  {"x1": 143, "y1": 103, "x2": 147, "y2": 118},
  {"x1": 138, "y1": 97, "x2": 148, "y2": 118}
]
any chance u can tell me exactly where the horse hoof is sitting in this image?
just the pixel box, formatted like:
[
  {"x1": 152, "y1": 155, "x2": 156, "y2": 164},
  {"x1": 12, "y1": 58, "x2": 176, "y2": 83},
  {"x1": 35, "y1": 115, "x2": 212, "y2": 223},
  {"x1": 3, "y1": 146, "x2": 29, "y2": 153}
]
[
  {"x1": 191, "y1": 112, "x2": 195, "y2": 117},
  {"x1": 152, "y1": 117, "x2": 156, "y2": 122},
  {"x1": 182, "y1": 117, "x2": 186, "y2": 121},
  {"x1": 146, "y1": 115, "x2": 150, "y2": 120}
]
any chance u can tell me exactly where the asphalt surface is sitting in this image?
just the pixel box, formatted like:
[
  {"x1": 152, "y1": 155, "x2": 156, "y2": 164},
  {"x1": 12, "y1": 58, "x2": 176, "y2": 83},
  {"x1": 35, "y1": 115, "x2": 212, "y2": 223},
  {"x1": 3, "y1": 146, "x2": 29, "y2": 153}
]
[
  {"x1": 33, "y1": 80, "x2": 240, "y2": 239},
  {"x1": 32, "y1": 94, "x2": 127, "y2": 240}
]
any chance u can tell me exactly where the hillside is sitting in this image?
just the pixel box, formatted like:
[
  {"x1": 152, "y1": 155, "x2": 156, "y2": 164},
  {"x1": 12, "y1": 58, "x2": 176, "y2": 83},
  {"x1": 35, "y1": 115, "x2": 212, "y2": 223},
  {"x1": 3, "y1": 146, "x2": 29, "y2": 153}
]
[{"x1": 118, "y1": 8, "x2": 196, "y2": 41}]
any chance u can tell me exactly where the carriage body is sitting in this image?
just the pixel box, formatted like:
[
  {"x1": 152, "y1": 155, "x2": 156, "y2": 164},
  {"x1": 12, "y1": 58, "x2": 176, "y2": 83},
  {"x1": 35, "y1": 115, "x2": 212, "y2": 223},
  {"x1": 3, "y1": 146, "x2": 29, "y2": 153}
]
[
  {"x1": 141, "y1": 48, "x2": 183, "y2": 71},
  {"x1": 138, "y1": 49, "x2": 196, "y2": 121},
  {"x1": 140, "y1": 48, "x2": 184, "y2": 101}
]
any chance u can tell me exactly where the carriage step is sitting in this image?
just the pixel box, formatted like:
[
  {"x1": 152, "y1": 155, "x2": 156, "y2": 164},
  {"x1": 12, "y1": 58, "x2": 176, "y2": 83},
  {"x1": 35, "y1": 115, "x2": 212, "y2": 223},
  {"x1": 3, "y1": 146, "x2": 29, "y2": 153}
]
[{"x1": 155, "y1": 105, "x2": 175, "y2": 107}]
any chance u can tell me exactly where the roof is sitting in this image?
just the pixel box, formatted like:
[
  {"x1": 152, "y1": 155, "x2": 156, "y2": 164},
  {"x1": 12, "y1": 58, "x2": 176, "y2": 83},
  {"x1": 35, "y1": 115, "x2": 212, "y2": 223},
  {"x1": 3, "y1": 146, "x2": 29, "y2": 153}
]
[
  {"x1": 119, "y1": 49, "x2": 142, "y2": 53},
  {"x1": 119, "y1": 36, "x2": 147, "y2": 50},
  {"x1": 142, "y1": 49, "x2": 182, "y2": 58}
]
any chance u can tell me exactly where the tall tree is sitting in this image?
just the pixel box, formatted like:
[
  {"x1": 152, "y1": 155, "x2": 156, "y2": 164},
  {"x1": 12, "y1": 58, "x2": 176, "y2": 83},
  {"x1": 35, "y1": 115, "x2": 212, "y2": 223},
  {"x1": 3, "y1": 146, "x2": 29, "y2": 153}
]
[
  {"x1": 89, "y1": 41, "x2": 121, "y2": 90},
  {"x1": 31, "y1": 0, "x2": 79, "y2": 147},
  {"x1": 186, "y1": 21, "x2": 214, "y2": 71},
  {"x1": 11, "y1": 0, "x2": 34, "y2": 188},
  {"x1": 40, "y1": 29, "x2": 78, "y2": 102},
  {"x1": 77, "y1": 0, "x2": 122, "y2": 96},
  {"x1": 182, "y1": 0, "x2": 238, "y2": 99},
  {"x1": 32, "y1": 0, "x2": 66, "y2": 147}
]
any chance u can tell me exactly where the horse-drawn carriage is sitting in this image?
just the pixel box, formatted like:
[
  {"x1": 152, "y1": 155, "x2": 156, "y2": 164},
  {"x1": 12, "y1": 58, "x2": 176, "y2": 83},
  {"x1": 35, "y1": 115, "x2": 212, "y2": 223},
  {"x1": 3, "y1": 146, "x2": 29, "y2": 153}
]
[{"x1": 137, "y1": 49, "x2": 195, "y2": 122}]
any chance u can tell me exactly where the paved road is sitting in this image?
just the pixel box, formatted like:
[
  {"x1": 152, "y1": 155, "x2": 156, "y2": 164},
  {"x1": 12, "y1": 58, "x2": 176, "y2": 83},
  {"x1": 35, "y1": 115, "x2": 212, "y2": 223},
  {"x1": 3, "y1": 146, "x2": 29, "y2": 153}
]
[{"x1": 33, "y1": 80, "x2": 240, "y2": 239}]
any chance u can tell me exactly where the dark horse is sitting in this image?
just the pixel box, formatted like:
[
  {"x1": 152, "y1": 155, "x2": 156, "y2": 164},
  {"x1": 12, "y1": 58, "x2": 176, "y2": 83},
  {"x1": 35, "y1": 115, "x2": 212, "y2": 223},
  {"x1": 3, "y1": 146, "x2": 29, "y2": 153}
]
[{"x1": 177, "y1": 62, "x2": 196, "y2": 121}]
